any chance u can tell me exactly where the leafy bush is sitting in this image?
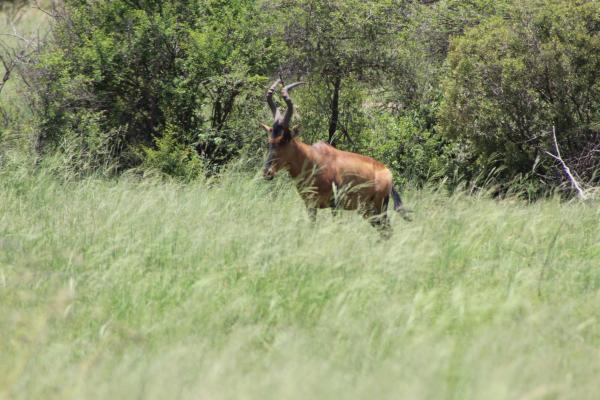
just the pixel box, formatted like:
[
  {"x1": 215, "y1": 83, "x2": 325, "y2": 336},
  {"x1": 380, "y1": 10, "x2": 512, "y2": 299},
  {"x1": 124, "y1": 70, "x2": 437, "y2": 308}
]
[
  {"x1": 32, "y1": 0, "x2": 283, "y2": 172},
  {"x1": 358, "y1": 111, "x2": 457, "y2": 187},
  {"x1": 140, "y1": 130, "x2": 203, "y2": 181},
  {"x1": 439, "y1": 0, "x2": 600, "y2": 192}
]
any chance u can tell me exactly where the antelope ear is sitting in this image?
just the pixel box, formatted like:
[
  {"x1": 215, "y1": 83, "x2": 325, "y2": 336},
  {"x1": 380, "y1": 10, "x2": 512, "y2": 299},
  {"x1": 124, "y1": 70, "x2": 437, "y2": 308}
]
[
  {"x1": 259, "y1": 123, "x2": 272, "y2": 135},
  {"x1": 291, "y1": 125, "x2": 300, "y2": 137}
]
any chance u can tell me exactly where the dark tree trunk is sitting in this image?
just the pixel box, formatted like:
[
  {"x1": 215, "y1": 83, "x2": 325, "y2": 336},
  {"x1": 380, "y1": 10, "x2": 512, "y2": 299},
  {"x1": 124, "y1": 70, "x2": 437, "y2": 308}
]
[
  {"x1": 211, "y1": 84, "x2": 241, "y2": 132},
  {"x1": 328, "y1": 75, "x2": 341, "y2": 146}
]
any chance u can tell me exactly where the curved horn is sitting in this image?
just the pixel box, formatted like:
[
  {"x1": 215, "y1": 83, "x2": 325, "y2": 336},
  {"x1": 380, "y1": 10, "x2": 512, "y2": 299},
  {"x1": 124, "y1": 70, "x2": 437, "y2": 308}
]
[
  {"x1": 281, "y1": 82, "x2": 306, "y2": 128},
  {"x1": 266, "y1": 79, "x2": 281, "y2": 119}
]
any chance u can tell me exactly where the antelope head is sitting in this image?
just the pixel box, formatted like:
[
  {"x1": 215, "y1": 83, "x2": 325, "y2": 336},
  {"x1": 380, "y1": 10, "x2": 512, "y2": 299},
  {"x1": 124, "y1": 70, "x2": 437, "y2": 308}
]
[{"x1": 260, "y1": 79, "x2": 305, "y2": 180}]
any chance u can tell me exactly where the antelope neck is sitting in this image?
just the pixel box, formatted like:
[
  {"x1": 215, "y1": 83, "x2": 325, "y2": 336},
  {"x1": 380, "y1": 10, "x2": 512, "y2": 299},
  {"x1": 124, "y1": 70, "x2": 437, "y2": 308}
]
[{"x1": 286, "y1": 139, "x2": 317, "y2": 179}]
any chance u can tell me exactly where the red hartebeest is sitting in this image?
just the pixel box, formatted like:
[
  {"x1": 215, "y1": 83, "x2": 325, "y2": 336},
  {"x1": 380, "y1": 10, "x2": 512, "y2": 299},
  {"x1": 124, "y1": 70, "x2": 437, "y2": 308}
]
[{"x1": 260, "y1": 79, "x2": 411, "y2": 234}]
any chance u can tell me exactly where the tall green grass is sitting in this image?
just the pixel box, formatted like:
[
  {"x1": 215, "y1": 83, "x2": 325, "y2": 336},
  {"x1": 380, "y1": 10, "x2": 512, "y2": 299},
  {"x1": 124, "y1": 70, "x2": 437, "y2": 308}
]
[{"x1": 1, "y1": 162, "x2": 600, "y2": 400}]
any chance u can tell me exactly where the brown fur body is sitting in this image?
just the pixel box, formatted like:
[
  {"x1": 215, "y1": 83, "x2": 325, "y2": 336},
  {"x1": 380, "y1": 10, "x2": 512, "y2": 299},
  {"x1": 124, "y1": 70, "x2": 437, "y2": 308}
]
[{"x1": 270, "y1": 138, "x2": 393, "y2": 215}]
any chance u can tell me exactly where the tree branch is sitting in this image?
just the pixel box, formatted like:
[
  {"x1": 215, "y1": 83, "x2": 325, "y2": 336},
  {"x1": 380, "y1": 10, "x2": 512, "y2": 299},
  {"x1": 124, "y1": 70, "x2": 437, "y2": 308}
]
[
  {"x1": 0, "y1": 47, "x2": 16, "y2": 97},
  {"x1": 544, "y1": 125, "x2": 587, "y2": 200},
  {"x1": 33, "y1": 0, "x2": 59, "y2": 19}
]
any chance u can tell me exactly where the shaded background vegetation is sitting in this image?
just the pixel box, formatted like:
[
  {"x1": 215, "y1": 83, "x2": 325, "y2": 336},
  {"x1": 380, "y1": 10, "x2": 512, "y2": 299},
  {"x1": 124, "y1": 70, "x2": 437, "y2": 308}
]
[{"x1": 1, "y1": 0, "x2": 599, "y2": 194}]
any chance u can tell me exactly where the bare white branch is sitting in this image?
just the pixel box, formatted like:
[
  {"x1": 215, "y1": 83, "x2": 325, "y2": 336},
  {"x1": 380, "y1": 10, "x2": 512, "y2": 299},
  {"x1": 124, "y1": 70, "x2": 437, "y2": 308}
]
[{"x1": 546, "y1": 125, "x2": 588, "y2": 200}]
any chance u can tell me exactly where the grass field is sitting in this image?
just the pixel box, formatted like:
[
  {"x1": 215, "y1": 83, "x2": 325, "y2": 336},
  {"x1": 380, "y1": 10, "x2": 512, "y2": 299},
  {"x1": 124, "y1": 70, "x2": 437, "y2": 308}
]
[{"x1": 1, "y1": 159, "x2": 600, "y2": 400}]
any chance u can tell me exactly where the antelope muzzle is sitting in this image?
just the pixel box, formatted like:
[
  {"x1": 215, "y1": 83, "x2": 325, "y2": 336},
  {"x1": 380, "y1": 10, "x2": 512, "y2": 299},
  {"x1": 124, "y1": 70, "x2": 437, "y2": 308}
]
[{"x1": 263, "y1": 159, "x2": 275, "y2": 180}]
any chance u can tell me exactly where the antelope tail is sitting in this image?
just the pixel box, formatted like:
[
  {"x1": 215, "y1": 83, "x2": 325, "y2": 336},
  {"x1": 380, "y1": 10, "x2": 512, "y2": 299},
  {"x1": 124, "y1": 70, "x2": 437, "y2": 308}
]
[{"x1": 391, "y1": 187, "x2": 412, "y2": 221}]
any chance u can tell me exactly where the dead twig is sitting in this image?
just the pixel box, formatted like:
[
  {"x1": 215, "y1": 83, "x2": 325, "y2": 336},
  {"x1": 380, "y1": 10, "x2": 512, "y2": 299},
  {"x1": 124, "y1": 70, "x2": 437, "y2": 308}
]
[
  {"x1": 0, "y1": 46, "x2": 19, "y2": 97},
  {"x1": 33, "y1": 0, "x2": 59, "y2": 19},
  {"x1": 544, "y1": 125, "x2": 588, "y2": 200}
]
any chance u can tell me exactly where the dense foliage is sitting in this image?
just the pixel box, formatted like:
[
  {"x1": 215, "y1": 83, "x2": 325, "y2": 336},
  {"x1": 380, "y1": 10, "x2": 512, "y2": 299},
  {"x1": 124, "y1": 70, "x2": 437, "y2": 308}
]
[
  {"x1": 32, "y1": 0, "x2": 282, "y2": 172},
  {"x1": 1, "y1": 0, "x2": 599, "y2": 193},
  {"x1": 440, "y1": 1, "x2": 600, "y2": 192}
]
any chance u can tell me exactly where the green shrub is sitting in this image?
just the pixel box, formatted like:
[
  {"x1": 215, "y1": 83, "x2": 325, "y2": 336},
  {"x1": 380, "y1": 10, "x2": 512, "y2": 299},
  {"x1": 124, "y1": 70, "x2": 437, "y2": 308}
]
[
  {"x1": 438, "y1": 0, "x2": 600, "y2": 192},
  {"x1": 32, "y1": 0, "x2": 283, "y2": 173},
  {"x1": 140, "y1": 131, "x2": 204, "y2": 182},
  {"x1": 360, "y1": 111, "x2": 457, "y2": 187}
]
